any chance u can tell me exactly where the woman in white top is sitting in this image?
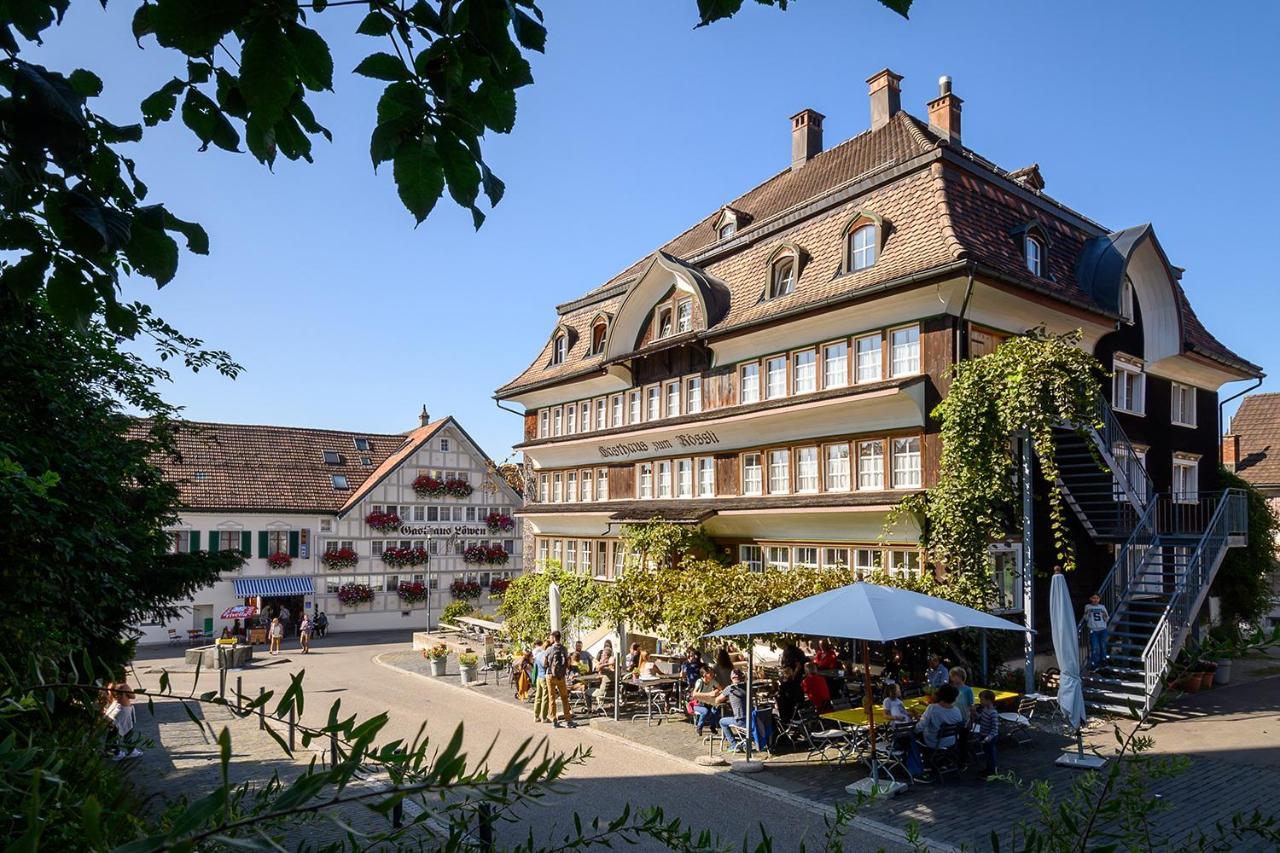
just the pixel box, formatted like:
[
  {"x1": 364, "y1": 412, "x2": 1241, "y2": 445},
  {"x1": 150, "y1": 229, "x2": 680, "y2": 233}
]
[
  {"x1": 882, "y1": 681, "x2": 912, "y2": 723},
  {"x1": 104, "y1": 683, "x2": 142, "y2": 761},
  {"x1": 269, "y1": 617, "x2": 284, "y2": 655}
]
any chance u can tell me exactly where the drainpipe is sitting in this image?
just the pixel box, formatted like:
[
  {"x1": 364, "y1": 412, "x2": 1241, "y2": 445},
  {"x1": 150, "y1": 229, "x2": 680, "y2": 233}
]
[
  {"x1": 494, "y1": 397, "x2": 523, "y2": 417},
  {"x1": 954, "y1": 265, "x2": 976, "y2": 362},
  {"x1": 1218, "y1": 377, "x2": 1262, "y2": 442}
]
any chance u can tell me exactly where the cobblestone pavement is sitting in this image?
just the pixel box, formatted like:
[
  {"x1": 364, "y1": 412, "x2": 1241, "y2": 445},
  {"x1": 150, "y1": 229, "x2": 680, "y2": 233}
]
[{"x1": 381, "y1": 646, "x2": 1280, "y2": 851}]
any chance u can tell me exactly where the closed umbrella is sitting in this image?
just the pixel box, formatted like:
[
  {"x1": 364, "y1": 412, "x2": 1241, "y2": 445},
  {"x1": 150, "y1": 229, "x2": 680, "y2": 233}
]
[
  {"x1": 1050, "y1": 570, "x2": 1104, "y2": 768},
  {"x1": 548, "y1": 582, "x2": 561, "y2": 634},
  {"x1": 709, "y1": 582, "x2": 1030, "y2": 790}
]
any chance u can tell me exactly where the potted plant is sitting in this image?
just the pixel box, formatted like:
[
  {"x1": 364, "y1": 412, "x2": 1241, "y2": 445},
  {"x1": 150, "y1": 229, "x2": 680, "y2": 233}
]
[
  {"x1": 266, "y1": 551, "x2": 292, "y2": 570},
  {"x1": 458, "y1": 652, "x2": 479, "y2": 685},
  {"x1": 337, "y1": 582, "x2": 375, "y2": 608},
  {"x1": 423, "y1": 644, "x2": 449, "y2": 676},
  {"x1": 364, "y1": 510, "x2": 401, "y2": 533},
  {"x1": 1197, "y1": 662, "x2": 1217, "y2": 690},
  {"x1": 320, "y1": 546, "x2": 359, "y2": 569},
  {"x1": 1214, "y1": 657, "x2": 1233, "y2": 686},
  {"x1": 412, "y1": 474, "x2": 447, "y2": 498}
]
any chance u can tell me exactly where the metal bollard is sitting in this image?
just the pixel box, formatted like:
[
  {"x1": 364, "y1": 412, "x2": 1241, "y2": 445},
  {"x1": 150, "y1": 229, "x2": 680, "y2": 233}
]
[
  {"x1": 330, "y1": 732, "x2": 338, "y2": 767},
  {"x1": 258, "y1": 686, "x2": 265, "y2": 731},
  {"x1": 392, "y1": 799, "x2": 404, "y2": 829},
  {"x1": 477, "y1": 803, "x2": 494, "y2": 852},
  {"x1": 219, "y1": 659, "x2": 226, "y2": 700},
  {"x1": 288, "y1": 706, "x2": 296, "y2": 752},
  {"x1": 236, "y1": 676, "x2": 243, "y2": 712}
]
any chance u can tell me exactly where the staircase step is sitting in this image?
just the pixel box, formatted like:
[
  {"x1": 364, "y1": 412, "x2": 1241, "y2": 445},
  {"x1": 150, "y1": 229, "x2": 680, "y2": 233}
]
[{"x1": 1086, "y1": 700, "x2": 1145, "y2": 716}]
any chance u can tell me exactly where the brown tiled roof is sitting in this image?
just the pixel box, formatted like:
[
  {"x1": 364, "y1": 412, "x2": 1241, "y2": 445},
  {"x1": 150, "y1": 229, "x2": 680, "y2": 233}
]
[
  {"x1": 1231, "y1": 394, "x2": 1280, "y2": 486},
  {"x1": 498, "y1": 108, "x2": 1257, "y2": 396},
  {"x1": 136, "y1": 420, "x2": 412, "y2": 514},
  {"x1": 338, "y1": 419, "x2": 446, "y2": 515}
]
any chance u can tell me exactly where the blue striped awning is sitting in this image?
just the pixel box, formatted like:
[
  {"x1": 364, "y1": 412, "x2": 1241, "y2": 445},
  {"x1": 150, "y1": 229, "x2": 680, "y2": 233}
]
[{"x1": 233, "y1": 576, "x2": 315, "y2": 597}]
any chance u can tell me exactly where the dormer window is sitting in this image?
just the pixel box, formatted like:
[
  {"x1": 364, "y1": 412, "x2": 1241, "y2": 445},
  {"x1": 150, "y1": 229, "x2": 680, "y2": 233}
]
[
  {"x1": 331, "y1": 474, "x2": 349, "y2": 490},
  {"x1": 849, "y1": 224, "x2": 877, "y2": 271},
  {"x1": 353, "y1": 437, "x2": 371, "y2": 452},
  {"x1": 719, "y1": 222, "x2": 736, "y2": 239},
  {"x1": 714, "y1": 206, "x2": 750, "y2": 240},
  {"x1": 1025, "y1": 235, "x2": 1044, "y2": 277},
  {"x1": 590, "y1": 322, "x2": 607, "y2": 354},
  {"x1": 770, "y1": 257, "x2": 796, "y2": 299},
  {"x1": 676, "y1": 298, "x2": 692, "y2": 333},
  {"x1": 552, "y1": 334, "x2": 567, "y2": 365},
  {"x1": 658, "y1": 308, "x2": 673, "y2": 338},
  {"x1": 322, "y1": 450, "x2": 341, "y2": 465},
  {"x1": 1119, "y1": 277, "x2": 1135, "y2": 324}
]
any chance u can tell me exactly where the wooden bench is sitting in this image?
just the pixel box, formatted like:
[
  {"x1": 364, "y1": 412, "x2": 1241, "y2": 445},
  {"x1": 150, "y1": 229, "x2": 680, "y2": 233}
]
[{"x1": 437, "y1": 622, "x2": 464, "y2": 634}]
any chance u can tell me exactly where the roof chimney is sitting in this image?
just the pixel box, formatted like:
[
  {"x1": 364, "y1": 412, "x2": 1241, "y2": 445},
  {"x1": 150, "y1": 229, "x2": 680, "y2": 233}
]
[
  {"x1": 419, "y1": 404, "x2": 430, "y2": 427},
  {"x1": 790, "y1": 108, "x2": 824, "y2": 170},
  {"x1": 866, "y1": 68, "x2": 903, "y2": 131},
  {"x1": 927, "y1": 75, "x2": 962, "y2": 144},
  {"x1": 1222, "y1": 434, "x2": 1240, "y2": 472}
]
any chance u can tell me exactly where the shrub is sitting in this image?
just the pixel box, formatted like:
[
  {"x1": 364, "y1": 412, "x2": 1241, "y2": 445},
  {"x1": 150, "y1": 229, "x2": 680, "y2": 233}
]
[{"x1": 441, "y1": 601, "x2": 475, "y2": 624}]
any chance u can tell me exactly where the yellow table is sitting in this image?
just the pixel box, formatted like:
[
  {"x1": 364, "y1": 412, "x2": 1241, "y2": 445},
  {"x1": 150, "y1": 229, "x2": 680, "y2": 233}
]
[{"x1": 822, "y1": 687, "x2": 1019, "y2": 728}]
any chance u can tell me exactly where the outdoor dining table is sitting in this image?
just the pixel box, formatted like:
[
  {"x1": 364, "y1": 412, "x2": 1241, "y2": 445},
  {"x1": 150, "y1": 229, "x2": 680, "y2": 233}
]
[
  {"x1": 822, "y1": 686, "x2": 1019, "y2": 729},
  {"x1": 627, "y1": 675, "x2": 682, "y2": 725}
]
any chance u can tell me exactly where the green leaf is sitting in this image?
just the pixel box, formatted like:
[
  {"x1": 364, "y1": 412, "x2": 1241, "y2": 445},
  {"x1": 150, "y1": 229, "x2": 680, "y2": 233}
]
[
  {"x1": 240, "y1": 20, "x2": 297, "y2": 127},
  {"x1": 509, "y1": 6, "x2": 546, "y2": 52},
  {"x1": 141, "y1": 78, "x2": 187, "y2": 126},
  {"x1": 437, "y1": 131, "x2": 481, "y2": 209},
  {"x1": 181, "y1": 89, "x2": 241, "y2": 153},
  {"x1": 125, "y1": 206, "x2": 180, "y2": 285},
  {"x1": 354, "y1": 52, "x2": 411, "y2": 82},
  {"x1": 480, "y1": 162, "x2": 505, "y2": 207},
  {"x1": 356, "y1": 11, "x2": 394, "y2": 36},
  {"x1": 288, "y1": 25, "x2": 334, "y2": 91},
  {"x1": 68, "y1": 69, "x2": 102, "y2": 97},
  {"x1": 1, "y1": 253, "x2": 49, "y2": 301},
  {"x1": 473, "y1": 82, "x2": 516, "y2": 133},
  {"x1": 131, "y1": 3, "x2": 155, "y2": 44},
  {"x1": 151, "y1": 0, "x2": 253, "y2": 54},
  {"x1": 46, "y1": 261, "x2": 97, "y2": 329},
  {"x1": 163, "y1": 211, "x2": 210, "y2": 255},
  {"x1": 392, "y1": 140, "x2": 444, "y2": 224}
]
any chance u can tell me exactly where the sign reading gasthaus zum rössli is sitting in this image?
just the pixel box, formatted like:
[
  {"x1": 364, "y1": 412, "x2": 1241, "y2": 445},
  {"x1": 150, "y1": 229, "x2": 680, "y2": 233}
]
[{"x1": 596, "y1": 430, "x2": 720, "y2": 459}]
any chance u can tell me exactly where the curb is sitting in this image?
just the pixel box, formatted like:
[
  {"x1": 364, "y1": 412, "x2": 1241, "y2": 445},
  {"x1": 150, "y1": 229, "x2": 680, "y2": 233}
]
[{"x1": 373, "y1": 652, "x2": 957, "y2": 852}]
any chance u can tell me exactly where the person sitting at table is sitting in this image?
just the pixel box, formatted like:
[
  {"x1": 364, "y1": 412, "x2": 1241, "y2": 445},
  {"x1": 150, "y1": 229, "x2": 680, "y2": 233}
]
[
  {"x1": 918, "y1": 683, "x2": 963, "y2": 749},
  {"x1": 597, "y1": 639, "x2": 615, "y2": 673},
  {"x1": 220, "y1": 625, "x2": 233, "y2": 640},
  {"x1": 567, "y1": 653, "x2": 591, "y2": 711},
  {"x1": 625, "y1": 642, "x2": 642, "y2": 674},
  {"x1": 637, "y1": 650, "x2": 664, "y2": 679},
  {"x1": 949, "y1": 666, "x2": 974, "y2": 723},
  {"x1": 801, "y1": 663, "x2": 833, "y2": 715},
  {"x1": 812, "y1": 640, "x2": 839, "y2": 671},
  {"x1": 781, "y1": 642, "x2": 807, "y2": 672},
  {"x1": 681, "y1": 649, "x2": 702, "y2": 689},
  {"x1": 574, "y1": 640, "x2": 594, "y2": 672},
  {"x1": 714, "y1": 647, "x2": 734, "y2": 688},
  {"x1": 775, "y1": 664, "x2": 804, "y2": 724},
  {"x1": 926, "y1": 654, "x2": 950, "y2": 690},
  {"x1": 883, "y1": 682, "x2": 913, "y2": 722},
  {"x1": 514, "y1": 650, "x2": 533, "y2": 701},
  {"x1": 713, "y1": 669, "x2": 748, "y2": 749},
  {"x1": 688, "y1": 664, "x2": 722, "y2": 735}
]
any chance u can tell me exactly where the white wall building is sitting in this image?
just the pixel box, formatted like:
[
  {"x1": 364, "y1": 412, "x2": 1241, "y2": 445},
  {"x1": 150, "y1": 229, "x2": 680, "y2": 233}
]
[{"x1": 135, "y1": 410, "x2": 523, "y2": 644}]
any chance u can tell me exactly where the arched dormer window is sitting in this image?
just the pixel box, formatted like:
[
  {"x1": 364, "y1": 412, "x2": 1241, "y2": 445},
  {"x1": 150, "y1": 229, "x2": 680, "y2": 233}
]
[
  {"x1": 1025, "y1": 234, "x2": 1044, "y2": 277},
  {"x1": 718, "y1": 222, "x2": 736, "y2": 239},
  {"x1": 590, "y1": 322, "x2": 607, "y2": 354},
  {"x1": 1119, "y1": 277, "x2": 1135, "y2": 324},
  {"x1": 657, "y1": 307, "x2": 674, "y2": 338},
  {"x1": 551, "y1": 334, "x2": 567, "y2": 365},
  {"x1": 714, "y1": 206, "x2": 751, "y2": 242},
  {"x1": 770, "y1": 257, "x2": 796, "y2": 299},
  {"x1": 840, "y1": 211, "x2": 885, "y2": 274}
]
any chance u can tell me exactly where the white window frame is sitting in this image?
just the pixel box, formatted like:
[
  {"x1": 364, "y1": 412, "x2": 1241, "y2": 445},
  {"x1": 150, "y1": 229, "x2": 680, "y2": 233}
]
[
  {"x1": 742, "y1": 452, "x2": 763, "y2": 496},
  {"x1": 1113, "y1": 355, "x2": 1145, "y2": 415},
  {"x1": 857, "y1": 439, "x2": 885, "y2": 491},
  {"x1": 539, "y1": 474, "x2": 549, "y2": 503},
  {"x1": 888, "y1": 549, "x2": 922, "y2": 579},
  {"x1": 595, "y1": 398, "x2": 607, "y2": 431},
  {"x1": 795, "y1": 446, "x2": 819, "y2": 494},
  {"x1": 566, "y1": 471, "x2": 577, "y2": 502},
  {"x1": 697, "y1": 457, "x2": 715, "y2": 497},
  {"x1": 766, "y1": 546, "x2": 791, "y2": 571},
  {"x1": 855, "y1": 333, "x2": 882, "y2": 383},
  {"x1": 656, "y1": 460, "x2": 673, "y2": 499},
  {"x1": 580, "y1": 401, "x2": 591, "y2": 433},
  {"x1": 770, "y1": 258, "x2": 796, "y2": 299},
  {"x1": 740, "y1": 545, "x2": 762, "y2": 573},
  {"x1": 850, "y1": 224, "x2": 877, "y2": 271},
  {"x1": 657, "y1": 307, "x2": 673, "y2": 339},
  {"x1": 597, "y1": 467, "x2": 609, "y2": 501},
  {"x1": 552, "y1": 334, "x2": 566, "y2": 364},
  {"x1": 822, "y1": 547, "x2": 850, "y2": 571},
  {"x1": 637, "y1": 463, "x2": 653, "y2": 499},
  {"x1": 792, "y1": 348, "x2": 817, "y2": 395},
  {"x1": 1173, "y1": 454, "x2": 1200, "y2": 504},
  {"x1": 989, "y1": 544, "x2": 1023, "y2": 614},
  {"x1": 666, "y1": 381, "x2": 682, "y2": 418},
  {"x1": 824, "y1": 443, "x2": 850, "y2": 492},
  {"x1": 676, "y1": 458, "x2": 693, "y2": 498},
  {"x1": 564, "y1": 404, "x2": 577, "y2": 435},
  {"x1": 552, "y1": 473, "x2": 563, "y2": 503},
  {"x1": 891, "y1": 436, "x2": 922, "y2": 489},
  {"x1": 686, "y1": 376, "x2": 703, "y2": 414},
  {"x1": 1025, "y1": 235, "x2": 1043, "y2": 277},
  {"x1": 765, "y1": 356, "x2": 787, "y2": 400},
  {"x1": 889, "y1": 325, "x2": 920, "y2": 377},
  {"x1": 823, "y1": 340, "x2": 849, "y2": 389},
  {"x1": 1171, "y1": 382, "x2": 1197, "y2": 428},
  {"x1": 628, "y1": 391, "x2": 642, "y2": 425},
  {"x1": 645, "y1": 384, "x2": 661, "y2": 421},
  {"x1": 538, "y1": 410, "x2": 549, "y2": 438},
  {"x1": 1119, "y1": 278, "x2": 1135, "y2": 323},
  {"x1": 552, "y1": 406, "x2": 563, "y2": 437},
  {"x1": 581, "y1": 469, "x2": 594, "y2": 502},
  {"x1": 740, "y1": 362, "x2": 761, "y2": 404},
  {"x1": 793, "y1": 546, "x2": 818, "y2": 570},
  {"x1": 676, "y1": 298, "x2": 693, "y2": 333},
  {"x1": 854, "y1": 547, "x2": 882, "y2": 579},
  {"x1": 767, "y1": 448, "x2": 790, "y2": 494}
]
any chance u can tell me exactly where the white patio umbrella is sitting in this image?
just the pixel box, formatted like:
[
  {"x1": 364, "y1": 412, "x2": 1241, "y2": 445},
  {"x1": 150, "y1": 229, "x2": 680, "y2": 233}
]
[
  {"x1": 709, "y1": 582, "x2": 1030, "y2": 789},
  {"x1": 1050, "y1": 570, "x2": 1105, "y2": 768},
  {"x1": 548, "y1": 581, "x2": 561, "y2": 634}
]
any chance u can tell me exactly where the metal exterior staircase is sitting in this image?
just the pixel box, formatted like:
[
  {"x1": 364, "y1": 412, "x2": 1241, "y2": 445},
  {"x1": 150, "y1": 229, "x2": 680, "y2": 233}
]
[
  {"x1": 1052, "y1": 398, "x2": 1152, "y2": 541},
  {"x1": 1077, "y1": 491, "x2": 1248, "y2": 715}
]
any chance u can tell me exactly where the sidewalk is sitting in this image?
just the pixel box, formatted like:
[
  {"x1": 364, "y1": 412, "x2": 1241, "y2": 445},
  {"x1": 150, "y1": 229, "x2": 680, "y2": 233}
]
[{"x1": 380, "y1": 648, "x2": 1280, "y2": 850}]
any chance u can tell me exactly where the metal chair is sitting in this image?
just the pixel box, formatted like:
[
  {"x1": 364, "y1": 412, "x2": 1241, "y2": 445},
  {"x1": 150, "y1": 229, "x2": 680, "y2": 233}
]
[
  {"x1": 1000, "y1": 696, "x2": 1038, "y2": 746},
  {"x1": 802, "y1": 718, "x2": 856, "y2": 763},
  {"x1": 871, "y1": 720, "x2": 919, "y2": 785},
  {"x1": 918, "y1": 722, "x2": 964, "y2": 784}
]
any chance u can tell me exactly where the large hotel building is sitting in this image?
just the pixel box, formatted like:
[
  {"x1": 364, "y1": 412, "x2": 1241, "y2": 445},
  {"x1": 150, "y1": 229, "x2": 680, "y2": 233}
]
[{"x1": 496, "y1": 70, "x2": 1259, "y2": 706}]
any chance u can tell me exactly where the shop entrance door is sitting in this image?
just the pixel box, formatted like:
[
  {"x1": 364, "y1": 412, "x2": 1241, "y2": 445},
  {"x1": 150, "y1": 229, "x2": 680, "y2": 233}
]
[{"x1": 193, "y1": 604, "x2": 213, "y2": 636}]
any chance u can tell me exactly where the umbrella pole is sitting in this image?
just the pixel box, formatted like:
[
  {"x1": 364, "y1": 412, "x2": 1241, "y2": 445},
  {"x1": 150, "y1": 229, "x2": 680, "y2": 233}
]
[
  {"x1": 864, "y1": 643, "x2": 877, "y2": 787},
  {"x1": 744, "y1": 638, "x2": 754, "y2": 763}
]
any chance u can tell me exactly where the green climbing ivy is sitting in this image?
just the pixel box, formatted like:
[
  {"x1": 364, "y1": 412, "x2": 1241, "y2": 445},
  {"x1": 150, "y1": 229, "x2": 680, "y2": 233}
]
[
  {"x1": 894, "y1": 329, "x2": 1106, "y2": 604},
  {"x1": 618, "y1": 522, "x2": 723, "y2": 570}
]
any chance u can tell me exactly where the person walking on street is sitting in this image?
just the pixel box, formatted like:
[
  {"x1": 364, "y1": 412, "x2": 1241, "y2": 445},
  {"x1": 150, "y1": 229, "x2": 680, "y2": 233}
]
[
  {"x1": 299, "y1": 614, "x2": 313, "y2": 654},
  {"x1": 1084, "y1": 593, "x2": 1110, "y2": 669},
  {"x1": 269, "y1": 617, "x2": 284, "y2": 655},
  {"x1": 531, "y1": 640, "x2": 550, "y2": 721},
  {"x1": 545, "y1": 631, "x2": 577, "y2": 728},
  {"x1": 315, "y1": 611, "x2": 328, "y2": 638}
]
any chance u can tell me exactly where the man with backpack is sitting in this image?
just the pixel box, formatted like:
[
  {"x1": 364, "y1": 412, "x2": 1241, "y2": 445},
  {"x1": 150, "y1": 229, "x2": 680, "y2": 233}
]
[{"x1": 544, "y1": 631, "x2": 577, "y2": 728}]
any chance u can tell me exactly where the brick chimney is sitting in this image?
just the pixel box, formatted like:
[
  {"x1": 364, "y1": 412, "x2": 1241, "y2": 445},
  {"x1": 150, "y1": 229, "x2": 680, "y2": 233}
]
[
  {"x1": 790, "y1": 108, "x2": 824, "y2": 170},
  {"x1": 867, "y1": 68, "x2": 903, "y2": 131},
  {"x1": 1222, "y1": 434, "x2": 1240, "y2": 472},
  {"x1": 927, "y1": 75, "x2": 962, "y2": 144},
  {"x1": 419, "y1": 404, "x2": 430, "y2": 427}
]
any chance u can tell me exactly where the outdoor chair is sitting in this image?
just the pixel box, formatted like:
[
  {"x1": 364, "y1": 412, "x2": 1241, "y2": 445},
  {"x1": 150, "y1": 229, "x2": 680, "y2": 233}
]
[
  {"x1": 870, "y1": 721, "x2": 919, "y2": 785},
  {"x1": 918, "y1": 723, "x2": 964, "y2": 784},
  {"x1": 802, "y1": 717, "x2": 855, "y2": 763},
  {"x1": 167, "y1": 629, "x2": 180, "y2": 645},
  {"x1": 716, "y1": 721, "x2": 752, "y2": 755},
  {"x1": 1000, "y1": 696, "x2": 1038, "y2": 746},
  {"x1": 772, "y1": 708, "x2": 813, "y2": 754}
]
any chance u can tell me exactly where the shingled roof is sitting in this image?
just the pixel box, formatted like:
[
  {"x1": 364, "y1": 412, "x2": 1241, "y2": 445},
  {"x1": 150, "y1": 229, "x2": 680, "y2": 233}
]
[
  {"x1": 1231, "y1": 394, "x2": 1280, "y2": 487},
  {"x1": 137, "y1": 420, "x2": 413, "y2": 514},
  {"x1": 498, "y1": 104, "x2": 1257, "y2": 397}
]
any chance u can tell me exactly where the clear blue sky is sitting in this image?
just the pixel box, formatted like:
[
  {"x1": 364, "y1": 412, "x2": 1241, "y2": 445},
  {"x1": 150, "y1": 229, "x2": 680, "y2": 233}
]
[{"x1": 32, "y1": 0, "x2": 1278, "y2": 460}]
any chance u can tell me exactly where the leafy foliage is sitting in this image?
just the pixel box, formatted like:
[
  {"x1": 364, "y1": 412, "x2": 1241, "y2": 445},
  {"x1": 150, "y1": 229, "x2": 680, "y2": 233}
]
[
  {"x1": 893, "y1": 330, "x2": 1106, "y2": 605},
  {"x1": 618, "y1": 521, "x2": 724, "y2": 570},
  {"x1": 1212, "y1": 467, "x2": 1279, "y2": 631},
  {"x1": 440, "y1": 599, "x2": 475, "y2": 624},
  {"x1": 694, "y1": 0, "x2": 915, "y2": 27},
  {"x1": 497, "y1": 561, "x2": 602, "y2": 646}
]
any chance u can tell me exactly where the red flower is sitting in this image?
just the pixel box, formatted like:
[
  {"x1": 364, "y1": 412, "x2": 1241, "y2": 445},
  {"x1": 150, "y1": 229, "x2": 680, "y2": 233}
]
[
  {"x1": 266, "y1": 552, "x2": 292, "y2": 570},
  {"x1": 364, "y1": 510, "x2": 401, "y2": 532}
]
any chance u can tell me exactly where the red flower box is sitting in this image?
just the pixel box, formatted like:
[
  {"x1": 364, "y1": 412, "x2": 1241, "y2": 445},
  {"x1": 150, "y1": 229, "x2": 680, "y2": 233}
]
[
  {"x1": 397, "y1": 580, "x2": 429, "y2": 604},
  {"x1": 337, "y1": 582, "x2": 375, "y2": 605},
  {"x1": 365, "y1": 510, "x2": 401, "y2": 533},
  {"x1": 321, "y1": 547, "x2": 359, "y2": 569},
  {"x1": 266, "y1": 551, "x2": 293, "y2": 570}
]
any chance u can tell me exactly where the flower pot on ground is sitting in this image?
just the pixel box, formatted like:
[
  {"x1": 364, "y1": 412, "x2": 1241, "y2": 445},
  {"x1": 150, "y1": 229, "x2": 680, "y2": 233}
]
[
  {"x1": 458, "y1": 652, "x2": 479, "y2": 685},
  {"x1": 1199, "y1": 668, "x2": 1216, "y2": 690},
  {"x1": 423, "y1": 644, "x2": 449, "y2": 676},
  {"x1": 1178, "y1": 674, "x2": 1201, "y2": 694},
  {"x1": 1214, "y1": 659, "x2": 1233, "y2": 685},
  {"x1": 428, "y1": 656, "x2": 447, "y2": 676}
]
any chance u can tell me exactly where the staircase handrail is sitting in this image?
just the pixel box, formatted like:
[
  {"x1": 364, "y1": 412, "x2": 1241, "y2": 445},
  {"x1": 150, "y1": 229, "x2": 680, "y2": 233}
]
[
  {"x1": 1137, "y1": 489, "x2": 1242, "y2": 712},
  {"x1": 1076, "y1": 494, "x2": 1160, "y2": 641},
  {"x1": 1094, "y1": 396, "x2": 1153, "y2": 510}
]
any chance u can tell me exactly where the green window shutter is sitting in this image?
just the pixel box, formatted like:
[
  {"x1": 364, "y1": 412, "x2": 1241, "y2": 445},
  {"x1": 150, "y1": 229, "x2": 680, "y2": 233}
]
[
  {"x1": 288, "y1": 531, "x2": 300, "y2": 558},
  {"x1": 190, "y1": 530, "x2": 201, "y2": 551},
  {"x1": 241, "y1": 531, "x2": 252, "y2": 555},
  {"x1": 208, "y1": 532, "x2": 218, "y2": 553},
  {"x1": 258, "y1": 531, "x2": 269, "y2": 557}
]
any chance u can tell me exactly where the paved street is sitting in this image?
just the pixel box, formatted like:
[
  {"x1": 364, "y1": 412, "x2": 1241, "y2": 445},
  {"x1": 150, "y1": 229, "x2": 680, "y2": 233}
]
[{"x1": 132, "y1": 632, "x2": 916, "y2": 852}]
